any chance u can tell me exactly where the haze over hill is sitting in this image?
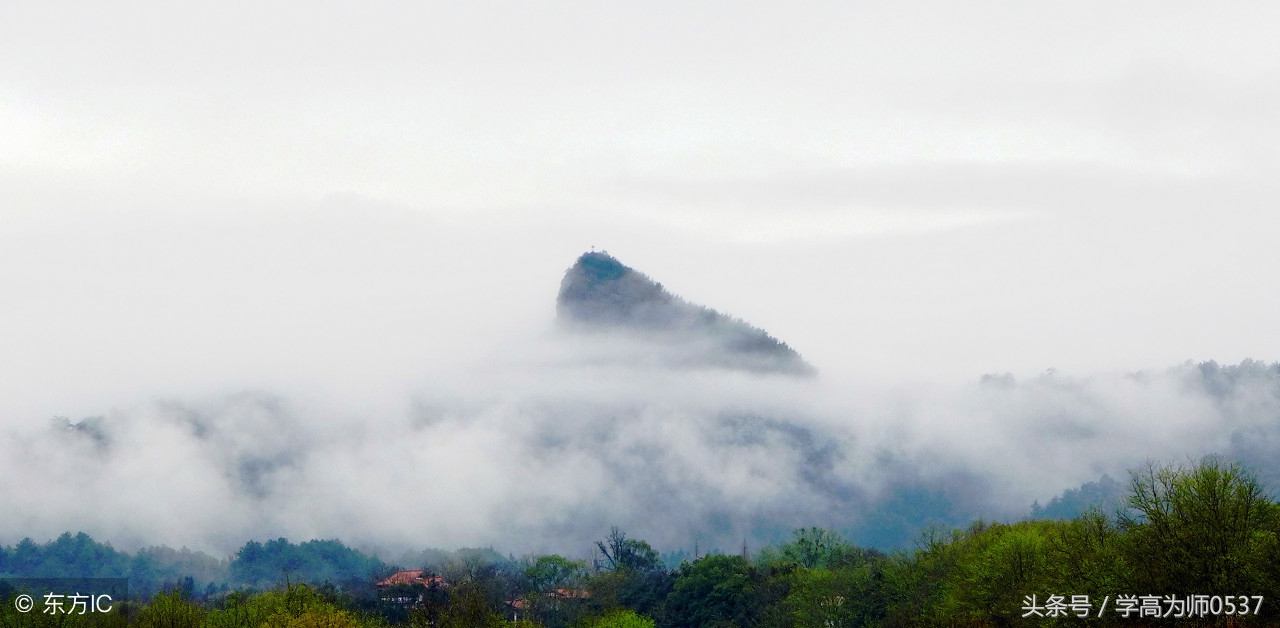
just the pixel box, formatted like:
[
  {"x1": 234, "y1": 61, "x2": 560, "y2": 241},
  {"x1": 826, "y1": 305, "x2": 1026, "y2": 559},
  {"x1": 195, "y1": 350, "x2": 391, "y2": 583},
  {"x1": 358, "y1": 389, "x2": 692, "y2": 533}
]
[
  {"x1": 1, "y1": 242, "x2": 1279, "y2": 559},
  {"x1": 556, "y1": 252, "x2": 815, "y2": 376}
]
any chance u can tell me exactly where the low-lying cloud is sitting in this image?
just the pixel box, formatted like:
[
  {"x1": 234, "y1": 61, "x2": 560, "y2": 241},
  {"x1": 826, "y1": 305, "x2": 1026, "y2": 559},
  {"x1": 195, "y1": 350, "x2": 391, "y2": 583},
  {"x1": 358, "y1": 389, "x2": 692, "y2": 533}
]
[{"x1": 4, "y1": 320, "x2": 1278, "y2": 560}]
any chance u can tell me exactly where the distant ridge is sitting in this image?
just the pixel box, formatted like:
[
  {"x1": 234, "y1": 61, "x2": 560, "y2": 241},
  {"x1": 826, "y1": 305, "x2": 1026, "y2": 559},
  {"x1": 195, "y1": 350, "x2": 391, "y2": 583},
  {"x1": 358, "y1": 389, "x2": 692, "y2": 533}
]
[{"x1": 556, "y1": 251, "x2": 815, "y2": 375}]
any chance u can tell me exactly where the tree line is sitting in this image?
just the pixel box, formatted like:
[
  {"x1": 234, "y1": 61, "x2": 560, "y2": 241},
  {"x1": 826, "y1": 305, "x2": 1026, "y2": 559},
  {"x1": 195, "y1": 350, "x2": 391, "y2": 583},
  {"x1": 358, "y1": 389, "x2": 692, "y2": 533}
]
[{"x1": 4, "y1": 456, "x2": 1280, "y2": 626}]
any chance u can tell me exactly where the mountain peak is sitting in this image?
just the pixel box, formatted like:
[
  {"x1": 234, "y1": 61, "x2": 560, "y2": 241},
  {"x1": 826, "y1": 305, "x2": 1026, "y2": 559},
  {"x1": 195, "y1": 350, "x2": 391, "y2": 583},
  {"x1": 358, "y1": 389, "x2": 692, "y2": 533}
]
[{"x1": 556, "y1": 251, "x2": 815, "y2": 376}]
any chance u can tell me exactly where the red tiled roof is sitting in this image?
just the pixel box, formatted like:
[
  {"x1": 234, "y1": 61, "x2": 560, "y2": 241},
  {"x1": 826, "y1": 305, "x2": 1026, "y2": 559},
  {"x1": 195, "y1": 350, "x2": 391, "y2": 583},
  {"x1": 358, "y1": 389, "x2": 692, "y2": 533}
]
[{"x1": 377, "y1": 570, "x2": 447, "y2": 587}]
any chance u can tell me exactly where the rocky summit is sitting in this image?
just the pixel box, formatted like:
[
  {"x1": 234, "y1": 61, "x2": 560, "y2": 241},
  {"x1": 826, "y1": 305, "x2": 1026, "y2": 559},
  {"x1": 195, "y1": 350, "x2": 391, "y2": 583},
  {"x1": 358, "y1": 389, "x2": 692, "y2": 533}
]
[{"x1": 556, "y1": 251, "x2": 815, "y2": 376}]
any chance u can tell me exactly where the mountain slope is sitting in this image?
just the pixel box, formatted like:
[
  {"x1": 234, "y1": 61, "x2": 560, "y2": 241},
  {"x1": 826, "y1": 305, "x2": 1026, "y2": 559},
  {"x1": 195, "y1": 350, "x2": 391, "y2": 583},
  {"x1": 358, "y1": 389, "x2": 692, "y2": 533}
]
[{"x1": 556, "y1": 251, "x2": 815, "y2": 375}]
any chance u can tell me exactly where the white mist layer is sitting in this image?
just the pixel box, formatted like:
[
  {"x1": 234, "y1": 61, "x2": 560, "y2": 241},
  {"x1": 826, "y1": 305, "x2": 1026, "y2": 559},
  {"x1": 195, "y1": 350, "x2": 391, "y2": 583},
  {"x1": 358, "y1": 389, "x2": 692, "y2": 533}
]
[{"x1": 2, "y1": 330, "x2": 1276, "y2": 557}]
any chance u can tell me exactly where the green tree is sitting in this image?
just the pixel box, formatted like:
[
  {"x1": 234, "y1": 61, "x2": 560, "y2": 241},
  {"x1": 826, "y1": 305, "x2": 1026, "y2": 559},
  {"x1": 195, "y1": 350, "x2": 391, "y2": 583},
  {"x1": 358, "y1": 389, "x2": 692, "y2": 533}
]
[
  {"x1": 520, "y1": 555, "x2": 589, "y2": 628},
  {"x1": 525, "y1": 555, "x2": 586, "y2": 593},
  {"x1": 877, "y1": 528, "x2": 964, "y2": 627},
  {"x1": 591, "y1": 609, "x2": 655, "y2": 628},
  {"x1": 958, "y1": 523, "x2": 1052, "y2": 624},
  {"x1": 205, "y1": 591, "x2": 275, "y2": 628},
  {"x1": 779, "y1": 528, "x2": 847, "y2": 569},
  {"x1": 1044, "y1": 508, "x2": 1128, "y2": 603},
  {"x1": 1119, "y1": 457, "x2": 1276, "y2": 595},
  {"x1": 785, "y1": 568, "x2": 851, "y2": 628},
  {"x1": 596, "y1": 530, "x2": 660, "y2": 573},
  {"x1": 783, "y1": 558, "x2": 886, "y2": 628},
  {"x1": 437, "y1": 583, "x2": 504, "y2": 628},
  {"x1": 133, "y1": 591, "x2": 205, "y2": 628},
  {"x1": 205, "y1": 583, "x2": 353, "y2": 628},
  {"x1": 664, "y1": 555, "x2": 757, "y2": 628}
]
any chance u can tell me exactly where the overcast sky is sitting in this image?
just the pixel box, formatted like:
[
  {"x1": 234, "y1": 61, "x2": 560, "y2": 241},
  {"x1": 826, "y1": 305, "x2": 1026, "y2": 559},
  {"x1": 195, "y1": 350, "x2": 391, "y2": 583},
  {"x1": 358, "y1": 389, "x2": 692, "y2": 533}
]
[{"x1": 1, "y1": 2, "x2": 1279, "y2": 553}]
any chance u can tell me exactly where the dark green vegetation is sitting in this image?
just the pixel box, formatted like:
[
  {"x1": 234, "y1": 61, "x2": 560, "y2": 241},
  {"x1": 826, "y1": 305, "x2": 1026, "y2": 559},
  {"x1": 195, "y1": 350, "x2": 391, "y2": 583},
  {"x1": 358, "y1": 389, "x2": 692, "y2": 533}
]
[
  {"x1": 4, "y1": 457, "x2": 1279, "y2": 626},
  {"x1": 0, "y1": 536, "x2": 381, "y2": 600},
  {"x1": 556, "y1": 252, "x2": 814, "y2": 375},
  {"x1": 1029, "y1": 476, "x2": 1125, "y2": 522}
]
